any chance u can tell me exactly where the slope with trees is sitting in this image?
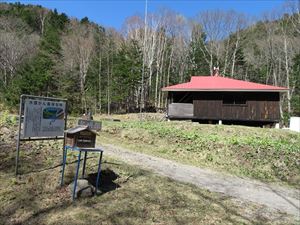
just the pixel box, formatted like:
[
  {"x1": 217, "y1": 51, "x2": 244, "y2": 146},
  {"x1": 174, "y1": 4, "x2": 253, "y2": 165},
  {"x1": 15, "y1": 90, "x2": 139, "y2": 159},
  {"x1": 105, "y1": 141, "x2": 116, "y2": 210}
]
[{"x1": 0, "y1": 1, "x2": 299, "y2": 120}]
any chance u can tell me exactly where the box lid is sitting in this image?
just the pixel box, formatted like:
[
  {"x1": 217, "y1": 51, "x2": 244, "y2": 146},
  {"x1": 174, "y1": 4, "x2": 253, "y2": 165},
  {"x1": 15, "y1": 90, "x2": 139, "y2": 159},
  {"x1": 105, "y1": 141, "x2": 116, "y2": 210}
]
[{"x1": 65, "y1": 125, "x2": 98, "y2": 135}]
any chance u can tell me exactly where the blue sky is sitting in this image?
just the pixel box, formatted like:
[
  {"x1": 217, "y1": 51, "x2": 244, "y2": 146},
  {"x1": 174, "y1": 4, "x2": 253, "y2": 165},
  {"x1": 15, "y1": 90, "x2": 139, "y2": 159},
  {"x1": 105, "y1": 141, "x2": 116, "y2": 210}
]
[{"x1": 5, "y1": 0, "x2": 286, "y2": 30}]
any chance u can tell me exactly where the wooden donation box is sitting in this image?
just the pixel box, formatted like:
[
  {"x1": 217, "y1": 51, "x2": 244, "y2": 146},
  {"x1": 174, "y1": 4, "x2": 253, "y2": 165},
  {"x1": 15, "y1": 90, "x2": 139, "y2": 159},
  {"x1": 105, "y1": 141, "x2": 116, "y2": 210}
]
[
  {"x1": 62, "y1": 125, "x2": 103, "y2": 200},
  {"x1": 65, "y1": 125, "x2": 97, "y2": 148}
]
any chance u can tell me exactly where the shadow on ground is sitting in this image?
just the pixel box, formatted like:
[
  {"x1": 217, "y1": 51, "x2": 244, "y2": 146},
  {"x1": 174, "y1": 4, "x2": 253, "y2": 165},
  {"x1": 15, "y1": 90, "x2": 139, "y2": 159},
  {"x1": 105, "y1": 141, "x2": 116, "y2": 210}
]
[{"x1": 87, "y1": 168, "x2": 120, "y2": 194}]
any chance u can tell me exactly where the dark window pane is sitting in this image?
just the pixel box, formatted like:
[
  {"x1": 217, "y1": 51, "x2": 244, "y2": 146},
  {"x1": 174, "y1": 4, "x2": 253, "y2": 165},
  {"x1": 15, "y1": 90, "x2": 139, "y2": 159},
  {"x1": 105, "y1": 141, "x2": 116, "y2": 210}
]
[
  {"x1": 223, "y1": 99, "x2": 234, "y2": 104},
  {"x1": 223, "y1": 95, "x2": 246, "y2": 105},
  {"x1": 234, "y1": 99, "x2": 246, "y2": 105}
]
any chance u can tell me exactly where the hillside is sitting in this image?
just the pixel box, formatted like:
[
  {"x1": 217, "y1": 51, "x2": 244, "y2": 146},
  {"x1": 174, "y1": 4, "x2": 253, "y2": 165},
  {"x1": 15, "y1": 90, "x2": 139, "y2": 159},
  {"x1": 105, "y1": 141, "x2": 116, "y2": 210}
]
[{"x1": 0, "y1": 2, "x2": 299, "y2": 120}]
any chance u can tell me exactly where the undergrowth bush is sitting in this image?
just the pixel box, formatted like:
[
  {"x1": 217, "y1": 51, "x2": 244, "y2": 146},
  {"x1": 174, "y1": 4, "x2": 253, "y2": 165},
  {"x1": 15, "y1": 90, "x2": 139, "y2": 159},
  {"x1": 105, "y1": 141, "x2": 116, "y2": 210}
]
[{"x1": 0, "y1": 110, "x2": 17, "y2": 126}]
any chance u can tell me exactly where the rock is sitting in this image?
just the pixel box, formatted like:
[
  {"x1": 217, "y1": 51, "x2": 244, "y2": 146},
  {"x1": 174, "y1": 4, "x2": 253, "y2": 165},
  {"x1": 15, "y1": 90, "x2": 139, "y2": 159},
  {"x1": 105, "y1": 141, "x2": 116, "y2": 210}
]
[
  {"x1": 69, "y1": 179, "x2": 95, "y2": 198},
  {"x1": 0, "y1": 127, "x2": 10, "y2": 135}
]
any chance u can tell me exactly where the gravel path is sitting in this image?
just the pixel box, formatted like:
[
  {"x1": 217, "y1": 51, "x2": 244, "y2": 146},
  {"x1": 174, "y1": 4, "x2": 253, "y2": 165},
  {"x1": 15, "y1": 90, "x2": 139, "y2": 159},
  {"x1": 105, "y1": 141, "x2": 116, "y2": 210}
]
[{"x1": 100, "y1": 143, "x2": 300, "y2": 218}]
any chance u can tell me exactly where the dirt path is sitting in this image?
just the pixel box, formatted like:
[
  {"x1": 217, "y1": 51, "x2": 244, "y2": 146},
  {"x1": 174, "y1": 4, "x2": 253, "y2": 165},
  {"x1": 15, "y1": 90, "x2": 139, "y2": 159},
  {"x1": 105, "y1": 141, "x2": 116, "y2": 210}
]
[{"x1": 100, "y1": 143, "x2": 300, "y2": 218}]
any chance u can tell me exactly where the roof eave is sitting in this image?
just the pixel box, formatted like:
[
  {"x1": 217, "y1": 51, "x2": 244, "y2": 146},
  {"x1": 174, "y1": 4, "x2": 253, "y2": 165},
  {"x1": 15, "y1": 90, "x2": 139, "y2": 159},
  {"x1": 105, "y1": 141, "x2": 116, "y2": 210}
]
[{"x1": 162, "y1": 88, "x2": 288, "y2": 92}]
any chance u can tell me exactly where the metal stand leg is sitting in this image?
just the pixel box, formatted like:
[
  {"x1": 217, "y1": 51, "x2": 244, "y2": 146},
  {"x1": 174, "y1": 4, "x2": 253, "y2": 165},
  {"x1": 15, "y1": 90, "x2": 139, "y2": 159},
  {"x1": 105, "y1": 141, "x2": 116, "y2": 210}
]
[
  {"x1": 15, "y1": 96, "x2": 23, "y2": 176},
  {"x1": 82, "y1": 151, "x2": 87, "y2": 178},
  {"x1": 95, "y1": 151, "x2": 103, "y2": 195},
  {"x1": 15, "y1": 136, "x2": 21, "y2": 175},
  {"x1": 60, "y1": 147, "x2": 67, "y2": 186},
  {"x1": 73, "y1": 151, "x2": 82, "y2": 200}
]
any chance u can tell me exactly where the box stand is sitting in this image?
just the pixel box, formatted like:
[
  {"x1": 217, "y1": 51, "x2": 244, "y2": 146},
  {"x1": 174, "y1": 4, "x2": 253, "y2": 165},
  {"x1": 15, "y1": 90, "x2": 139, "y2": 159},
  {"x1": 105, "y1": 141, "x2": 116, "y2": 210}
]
[{"x1": 61, "y1": 146, "x2": 103, "y2": 200}]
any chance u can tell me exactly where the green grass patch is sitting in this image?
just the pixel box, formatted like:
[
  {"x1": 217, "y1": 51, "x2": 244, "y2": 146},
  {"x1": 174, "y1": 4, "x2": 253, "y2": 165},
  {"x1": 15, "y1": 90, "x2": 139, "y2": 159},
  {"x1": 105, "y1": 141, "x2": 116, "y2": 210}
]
[
  {"x1": 0, "y1": 111, "x2": 17, "y2": 127},
  {"x1": 99, "y1": 120, "x2": 300, "y2": 187}
]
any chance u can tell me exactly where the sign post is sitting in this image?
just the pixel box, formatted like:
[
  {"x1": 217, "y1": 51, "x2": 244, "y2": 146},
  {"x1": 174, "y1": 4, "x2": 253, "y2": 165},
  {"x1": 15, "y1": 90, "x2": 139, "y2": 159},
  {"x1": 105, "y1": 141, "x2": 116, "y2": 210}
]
[
  {"x1": 77, "y1": 119, "x2": 102, "y2": 131},
  {"x1": 15, "y1": 95, "x2": 68, "y2": 175}
]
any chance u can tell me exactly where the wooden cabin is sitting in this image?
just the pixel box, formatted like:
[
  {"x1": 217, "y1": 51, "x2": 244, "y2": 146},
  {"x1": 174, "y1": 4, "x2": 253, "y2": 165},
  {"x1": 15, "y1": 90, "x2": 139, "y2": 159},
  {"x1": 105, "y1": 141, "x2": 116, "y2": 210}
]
[{"x1": 162, "y1": 73, "x2": 288, "y2": 126}]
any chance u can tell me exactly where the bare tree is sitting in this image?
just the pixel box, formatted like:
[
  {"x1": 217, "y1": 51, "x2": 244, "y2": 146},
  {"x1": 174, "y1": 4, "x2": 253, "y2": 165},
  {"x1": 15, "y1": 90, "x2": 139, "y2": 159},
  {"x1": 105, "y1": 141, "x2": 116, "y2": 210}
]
[
  {"x1": 251, "y1": 7, "x2": 300, "y2": 117},
  {"x1": 37, "y1": 7, "x2": 49, "y2": 35},
  {"x1": 0, "y1": 16, "x2": 29, "y2": 33},
  {"x1": 61, "y1": 20, "x2": 96, "y2": 112},
  {"x1": 0, "y1": 31, "x2": 39, "y2": 86},
  {"x1": 105, "y1": 27, "x2": 123, "y2": 114},
  {"x1": 229, "y1": 13, "x2": 248, "y2": 77},
  {"x1": 195, "y1": 10, "x2": 248, "y2": 75},
  {"x1": 122, "y1": 14, "x2": 146, "y2": 110},
  {"x1": 285, "y1": 0, "x2": 300, "y2": 34},
  {"x1": 279, "y1": 15, "x2": 299, "y2": 115},
  {"x1": 97, "y1": 27, "x2": 105, "y2": 114},
  {"x1": 196, "y1": 10, "x2": 228, "y2": 74}
]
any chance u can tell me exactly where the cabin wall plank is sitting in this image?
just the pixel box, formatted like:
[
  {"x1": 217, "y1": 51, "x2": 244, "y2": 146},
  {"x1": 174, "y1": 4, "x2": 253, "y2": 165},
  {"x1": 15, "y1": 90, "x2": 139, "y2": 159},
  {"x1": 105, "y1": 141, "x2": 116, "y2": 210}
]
[{"x1": 169, "y1": 91, "x2": 280, "y2": 122}]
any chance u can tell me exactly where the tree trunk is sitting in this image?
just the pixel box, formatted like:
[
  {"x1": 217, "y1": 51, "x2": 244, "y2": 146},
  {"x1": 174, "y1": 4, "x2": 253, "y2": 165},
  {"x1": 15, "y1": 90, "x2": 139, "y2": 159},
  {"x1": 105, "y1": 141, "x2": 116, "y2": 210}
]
[
  {"x1": 283, "y1": 36, "x2": 291, "y2": 114},
  {"x1": 223, "y1": 39, "x2": 230, "y2": 75},
  {"x1": 167, "y1": 47, "x2": 174, "y2": 86},
  {"x1": 79, "y1": 70, "x2": 85, "y2": 114},
  {"x1": 154, "y1": 64, "x2": 159, "y2": 108},
  {"x1": 140, "y1": 0, "x2": 148, "y2": 113},
  {"x1": 231, "y1": 35, "x2": 240, "y2": 77},
  {"x1": 107, "y1": 54, "x2": 110, "y2": 115},
  {"x1": 3, "y1": 69, "x2": 7, "y2": 87},
  {"x1": 98, "y1": 52, "x2": 102, "y2": 114},
  {"x1": 209, "y1": 45, "x2": 213, "y2": 75}
]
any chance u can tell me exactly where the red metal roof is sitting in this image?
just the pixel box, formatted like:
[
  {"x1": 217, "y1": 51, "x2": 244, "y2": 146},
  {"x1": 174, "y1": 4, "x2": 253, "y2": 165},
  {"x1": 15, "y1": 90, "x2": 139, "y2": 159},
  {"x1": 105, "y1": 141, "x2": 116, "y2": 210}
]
[{"x1": 162, "y1": 76, "x2": 288, "y2": 92}]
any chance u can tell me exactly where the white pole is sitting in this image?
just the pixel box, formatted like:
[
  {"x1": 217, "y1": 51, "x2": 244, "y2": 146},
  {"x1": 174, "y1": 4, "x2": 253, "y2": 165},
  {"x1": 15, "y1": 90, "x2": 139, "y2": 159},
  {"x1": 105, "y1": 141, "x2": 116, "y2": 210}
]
[{"x1": 140, "y1": 0, "x2": 148, "y2": 114}]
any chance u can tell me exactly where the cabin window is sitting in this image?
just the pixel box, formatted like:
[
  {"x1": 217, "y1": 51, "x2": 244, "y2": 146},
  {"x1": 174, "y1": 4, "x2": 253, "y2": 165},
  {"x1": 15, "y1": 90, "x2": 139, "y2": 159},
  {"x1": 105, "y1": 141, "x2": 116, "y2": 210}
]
[
  {"x1": 172, "y1": 92, "x2": 193, "y2": 103},
  {"x1": 223, "y1": 96, "x2": 246, "y2": 105}
]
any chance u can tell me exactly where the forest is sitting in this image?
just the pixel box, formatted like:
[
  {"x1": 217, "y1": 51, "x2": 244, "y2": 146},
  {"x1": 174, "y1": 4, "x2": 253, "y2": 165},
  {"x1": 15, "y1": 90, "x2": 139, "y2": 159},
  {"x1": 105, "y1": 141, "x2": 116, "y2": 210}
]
[{"x1": 0, "y1": 2, "x2": 299, "y2": 121}]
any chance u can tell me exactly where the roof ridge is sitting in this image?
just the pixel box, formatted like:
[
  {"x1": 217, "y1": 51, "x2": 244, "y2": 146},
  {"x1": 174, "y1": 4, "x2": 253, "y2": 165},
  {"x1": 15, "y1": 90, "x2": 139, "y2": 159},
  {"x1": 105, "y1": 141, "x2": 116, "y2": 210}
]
[{"x1": 162, "y1": 75, "x2": 288, "y2": 92}]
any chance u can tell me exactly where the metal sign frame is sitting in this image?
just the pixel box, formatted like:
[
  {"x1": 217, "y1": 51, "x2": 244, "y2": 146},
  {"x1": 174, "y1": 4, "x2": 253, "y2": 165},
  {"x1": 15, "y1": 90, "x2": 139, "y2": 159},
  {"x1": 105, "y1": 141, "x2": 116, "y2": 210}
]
[{"x1": 15, "y1": 94, "x2": 68, "y2": 175}]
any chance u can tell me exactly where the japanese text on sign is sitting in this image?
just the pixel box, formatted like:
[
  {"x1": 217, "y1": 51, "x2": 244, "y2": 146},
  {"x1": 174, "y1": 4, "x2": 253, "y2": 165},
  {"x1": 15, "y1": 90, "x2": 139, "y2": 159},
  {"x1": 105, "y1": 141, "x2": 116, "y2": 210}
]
[{"x1": 23, "y1": 99, "x2": 66, "y2": 138}]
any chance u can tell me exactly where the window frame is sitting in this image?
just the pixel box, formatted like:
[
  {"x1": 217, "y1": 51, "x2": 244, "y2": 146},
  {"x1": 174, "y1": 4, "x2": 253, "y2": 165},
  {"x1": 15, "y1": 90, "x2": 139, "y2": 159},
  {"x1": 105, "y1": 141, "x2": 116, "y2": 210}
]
[{"x1": 222, "y1": 96, "x2": 247, "y2": 106}]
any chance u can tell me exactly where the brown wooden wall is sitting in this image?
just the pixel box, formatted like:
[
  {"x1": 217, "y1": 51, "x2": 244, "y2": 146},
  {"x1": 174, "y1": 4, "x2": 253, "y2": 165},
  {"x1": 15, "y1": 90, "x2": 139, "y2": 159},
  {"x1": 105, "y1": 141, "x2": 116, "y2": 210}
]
[{"x1": 169, "y1": 91, "x2": 280, "y2": 122}]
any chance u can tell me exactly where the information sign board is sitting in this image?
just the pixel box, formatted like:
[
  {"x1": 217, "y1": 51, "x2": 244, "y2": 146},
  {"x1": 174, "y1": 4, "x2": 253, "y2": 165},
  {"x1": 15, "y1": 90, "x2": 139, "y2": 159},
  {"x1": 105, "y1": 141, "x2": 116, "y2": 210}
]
[
  {"x1": 15, "y1": 95, "x2": 68, "y2": 175},
  {"x1": 23, "y1": 99, "x2": 66, "y2": 138}
]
